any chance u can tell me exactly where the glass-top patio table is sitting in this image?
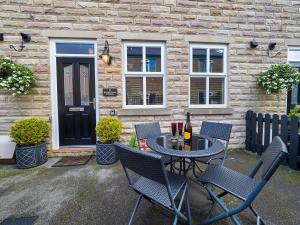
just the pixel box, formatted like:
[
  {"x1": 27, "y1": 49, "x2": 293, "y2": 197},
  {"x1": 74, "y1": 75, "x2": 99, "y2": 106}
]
[{"x1": 147, "y1": 134, "x2": 225, "y2": 176}]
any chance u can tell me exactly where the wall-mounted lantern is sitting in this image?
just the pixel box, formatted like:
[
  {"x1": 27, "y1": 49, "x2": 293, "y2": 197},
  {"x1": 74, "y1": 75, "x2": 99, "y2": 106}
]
[
  {"x1": 99, "y1": 40, "x2": 112, "y2": 65},
  {"x1": 267, "y1": 42, "x2": 279, "y2": 57},
  {"x1": 249, "y1": 40, "x2": 258, "y2": 49},
  {"x1": 268, "y1": 42, "x2": 276, "y2": 51},
  {"x1": 9, "y1": 33, "x2": 31, "y2": 52}
]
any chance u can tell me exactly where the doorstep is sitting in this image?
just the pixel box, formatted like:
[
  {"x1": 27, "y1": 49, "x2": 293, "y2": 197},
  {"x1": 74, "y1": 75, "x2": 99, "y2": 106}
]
[{"x1": 49, "y1": 146, "x2": 96, "y2": 157}]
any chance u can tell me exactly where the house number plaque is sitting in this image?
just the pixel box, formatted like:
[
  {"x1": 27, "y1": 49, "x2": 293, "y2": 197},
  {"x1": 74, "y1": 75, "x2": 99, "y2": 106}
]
[{"x1": 103, "y1": 88, "x2": 118, "y2": 97}]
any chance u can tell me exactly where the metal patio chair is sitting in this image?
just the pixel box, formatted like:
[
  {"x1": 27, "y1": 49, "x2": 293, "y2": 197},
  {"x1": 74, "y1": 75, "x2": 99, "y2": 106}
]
[
  {"x1": 114, "y1": 142, "x2": 192, "y2": 225},
  {"x1": 192, "y1": 121, "x2": 232, "y2": 176},
  {"x1": 197, "y1": 136, "x2": 288, "y2": 225},
  {"x1": 135, "y1": 122, "x2": 173, "y2": 167},
  {"x1": 198, "y1": 121, "x2": 232, "y2": 165}
]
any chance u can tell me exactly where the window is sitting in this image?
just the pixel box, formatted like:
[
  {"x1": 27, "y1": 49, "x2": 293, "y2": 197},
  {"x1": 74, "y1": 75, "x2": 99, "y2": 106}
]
[
  {"x1": 123, "y1": 42, "x2": 165, "y2": 108},
  {"x1": 56, "y1": 43, "x2": 94, "y2": 55},
  {"x1": 189, "y1": 44, "x2": 227, "y2": 107},
  {"x1": 288, "y1": 47, "x2": 300, "y2": 108}
]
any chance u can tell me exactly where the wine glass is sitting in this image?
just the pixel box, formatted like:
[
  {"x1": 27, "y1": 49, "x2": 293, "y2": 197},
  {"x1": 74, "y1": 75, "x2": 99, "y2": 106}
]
[
  {"x1": 171, "y1": 122, "x2": 177, "y2": 140},
  {"x1": 178, "y1": 122, "x2": 183, "y2": 141}
]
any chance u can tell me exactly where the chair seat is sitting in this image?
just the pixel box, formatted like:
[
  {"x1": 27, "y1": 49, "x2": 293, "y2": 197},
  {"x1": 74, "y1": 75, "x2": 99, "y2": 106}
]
[
  {"x1": 198, "y1": 164, "x2": 257, "y2": 200},
  {"x1": 131, "y1": 172, "x2": 187, "y2": 208}
]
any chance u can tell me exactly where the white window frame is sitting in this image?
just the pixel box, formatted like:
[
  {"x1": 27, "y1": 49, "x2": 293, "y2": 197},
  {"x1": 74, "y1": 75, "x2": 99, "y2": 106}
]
[
  {"x1": 189, "y1": 43, "x2": 228, "y2": 108},
  {"x1": 287, "y1": 46, "x2": 300, "y2": 113},
  {"x1": 288, "y1": 46, "x2": 300, "y2": 62},
  {"x1": 122, "y1": 42, "x2": 166, "y2": 109},
  {"x1": 50, "y1": 39, "x2": 99, "y2": 150}
]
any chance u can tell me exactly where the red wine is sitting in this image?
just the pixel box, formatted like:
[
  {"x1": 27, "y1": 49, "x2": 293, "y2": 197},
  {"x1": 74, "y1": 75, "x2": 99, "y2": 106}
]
[{"x1": 184, "y1": 112, "x2": 192, "y2": 150}]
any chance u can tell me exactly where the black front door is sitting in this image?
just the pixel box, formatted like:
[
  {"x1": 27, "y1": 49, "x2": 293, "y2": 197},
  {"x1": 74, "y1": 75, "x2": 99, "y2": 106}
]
[{"x1": 57, "y1": 57, "x2": 96, "y2": 146}]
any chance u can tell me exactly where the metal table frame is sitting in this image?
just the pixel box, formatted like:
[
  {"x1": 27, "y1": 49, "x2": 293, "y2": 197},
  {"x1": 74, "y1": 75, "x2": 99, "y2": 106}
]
[{"x1": 147, "y1": 134, "x2": 225, "y2": 177}]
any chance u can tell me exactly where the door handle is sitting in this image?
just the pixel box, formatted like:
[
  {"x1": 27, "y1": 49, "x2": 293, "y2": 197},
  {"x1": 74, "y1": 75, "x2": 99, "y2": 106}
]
[{"x1": 90, "y1": 97, "x2": 96, "y2": 110}]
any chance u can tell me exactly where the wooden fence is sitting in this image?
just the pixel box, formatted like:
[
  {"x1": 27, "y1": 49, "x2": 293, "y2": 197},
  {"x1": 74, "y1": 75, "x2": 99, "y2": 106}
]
[{"x1": 245, "y1": 110, "x2": 300, "y2": 170}]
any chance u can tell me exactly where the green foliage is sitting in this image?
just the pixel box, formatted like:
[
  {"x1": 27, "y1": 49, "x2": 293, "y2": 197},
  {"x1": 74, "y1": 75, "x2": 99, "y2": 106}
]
[
  {"x1": 95, "y1": 117, "x2": 122, "y2": 144},
  {"x1": 128, "y1": 132, "x2": 138, "y2": 148},
  {"x1": 0, "y1": 57, "x2": 37, "y2": 96},
  {"x1": 10, "y1": 117, "x2": 50, "y2": 147},
  {"x1": 257, "y1": 64, "x2": 300, "y2": 95},
  {"x1": 288, "y1": 107, "x2": 300, "y2": 133},
  {"x1": 288, "y1": 106, "x2": 300, "y2": 119}
]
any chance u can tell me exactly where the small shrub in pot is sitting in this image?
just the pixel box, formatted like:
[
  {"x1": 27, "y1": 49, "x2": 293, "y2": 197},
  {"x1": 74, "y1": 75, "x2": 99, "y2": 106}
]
[
  {"x1": 95, "y1": 117, "x2": 122, "y2": 165},
  {"x1": 10, "y1": 117, "x2": 50, "y2": 168}
]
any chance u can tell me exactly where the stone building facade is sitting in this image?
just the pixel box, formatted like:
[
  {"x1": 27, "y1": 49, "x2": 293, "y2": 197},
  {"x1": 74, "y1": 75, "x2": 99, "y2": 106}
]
[{"x1": 1, "y1": 0, "x2": 300, "y2": 155}]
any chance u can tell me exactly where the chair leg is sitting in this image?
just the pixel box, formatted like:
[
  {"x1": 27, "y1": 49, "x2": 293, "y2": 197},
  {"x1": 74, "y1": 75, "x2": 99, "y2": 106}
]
[
  {"x1": 249, "y1": 205, "x2": 266, "y2": 225},
  {"x1": 205, "y1": 201, "x2": 216, "y2": 220},
  {"x1": 170, "y1": 156, "x2": 174, "y2": 172},
  {"x1": 128, "y1": 194, "x2": 143, "y2": 225},
  {"x1": 199, "y1": 187, "x2": 241, "y2": 225},
  {"x1": 173, "y1": 215, "x2": 179, "y2": 225},
  {"x1": 186, "y1": 189, "x2": 192, "y2": 225}
]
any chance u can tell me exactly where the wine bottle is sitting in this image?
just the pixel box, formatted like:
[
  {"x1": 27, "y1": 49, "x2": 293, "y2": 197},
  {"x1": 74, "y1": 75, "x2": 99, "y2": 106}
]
[{"x1": 184, "y1": 112, "x2": 192, "y2": 150}]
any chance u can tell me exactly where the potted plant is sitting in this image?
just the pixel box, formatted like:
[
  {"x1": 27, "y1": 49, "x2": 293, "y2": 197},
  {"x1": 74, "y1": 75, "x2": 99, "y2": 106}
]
[
  {"x1": 128, "y1": 132, "x2": 138, "y2": 149},
  {"x1": 257, "y1": 64, "x2": 300, "y2": 112},
  {"x1": 10, "y1": 117, "x2": 50, "y2": 169},
  {"x1": 0, "y1": 57, "x2": 37, "y2": 96},
  {"x1": 95, "y1": 117, "x2": 122, "y2": 165}
]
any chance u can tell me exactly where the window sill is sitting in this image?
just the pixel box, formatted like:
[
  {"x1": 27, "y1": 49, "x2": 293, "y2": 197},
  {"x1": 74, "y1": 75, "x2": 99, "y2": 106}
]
[
  {"x1": 185, "y1": 108, "x2": 233, "y2": 115},
  {"x1": 118, "y1": 109, "x2": 171, "y2": 116}
]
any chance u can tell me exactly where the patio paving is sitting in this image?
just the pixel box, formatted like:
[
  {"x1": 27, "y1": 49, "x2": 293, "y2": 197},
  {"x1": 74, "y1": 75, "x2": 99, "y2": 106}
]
[{"x1": 0, "y1": 150, "x2": 299, "y2": 225}]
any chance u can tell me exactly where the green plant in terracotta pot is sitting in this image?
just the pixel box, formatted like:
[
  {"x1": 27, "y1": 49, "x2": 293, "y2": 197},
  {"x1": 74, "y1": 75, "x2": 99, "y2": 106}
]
[
  {"x1": 95, "y1": 117, "x2": 122, "y2": 165},
  {"x1": 10, "y1": 117, "x2": 50, "y2": 168}
]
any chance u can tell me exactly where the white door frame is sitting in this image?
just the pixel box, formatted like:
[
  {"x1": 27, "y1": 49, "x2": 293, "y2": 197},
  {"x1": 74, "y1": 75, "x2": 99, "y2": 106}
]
[{"x1": 49, "y1": 39, "x2": 99, "y2": 150}]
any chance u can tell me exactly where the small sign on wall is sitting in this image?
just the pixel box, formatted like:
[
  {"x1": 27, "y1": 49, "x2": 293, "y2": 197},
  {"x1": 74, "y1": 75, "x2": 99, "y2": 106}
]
[{"x1": 103, "y1": 88, "x2": 118, "y2": 97}]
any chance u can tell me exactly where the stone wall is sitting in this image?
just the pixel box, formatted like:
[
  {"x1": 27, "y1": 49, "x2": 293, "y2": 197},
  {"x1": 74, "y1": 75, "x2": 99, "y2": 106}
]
[{"x1": 1, "y1": 0, "x2": 300, "y2": 153}]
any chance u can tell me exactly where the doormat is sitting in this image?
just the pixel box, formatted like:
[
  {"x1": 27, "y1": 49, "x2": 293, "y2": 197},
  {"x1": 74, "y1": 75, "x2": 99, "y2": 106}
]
[
  {"x1": 52, "y1": 155, "x2": 92, "y2": 167},
  {"x1": 0, "y1": 216, "x2": 38, "y2": 225}
]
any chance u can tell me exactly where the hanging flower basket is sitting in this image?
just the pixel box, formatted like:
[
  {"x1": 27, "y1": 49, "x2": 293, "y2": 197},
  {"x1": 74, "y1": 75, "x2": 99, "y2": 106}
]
[{"x1": 0, "y1": 57, "x2": 37, "y2": 96}]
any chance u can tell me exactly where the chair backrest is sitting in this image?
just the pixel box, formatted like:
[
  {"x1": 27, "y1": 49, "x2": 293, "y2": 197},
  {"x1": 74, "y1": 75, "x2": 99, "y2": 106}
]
[
  {"x1": 260, "y1": 136, "x2": 288, "y2": 181},
  {"x1": 135, "y1": 122, "x2": 162, "y2": 141},
  {"x1": 200, "y1": 121, "x2": 232, "y2": 143},
  {"x1": 114, "y1": 142, "x2": 167, "y2": 186}
]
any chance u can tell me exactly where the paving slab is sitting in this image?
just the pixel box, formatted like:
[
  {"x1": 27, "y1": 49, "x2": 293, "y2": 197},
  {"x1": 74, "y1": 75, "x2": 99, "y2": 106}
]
[{"x1": 0, "y1": 151, "x2": 299, "y2": 225}]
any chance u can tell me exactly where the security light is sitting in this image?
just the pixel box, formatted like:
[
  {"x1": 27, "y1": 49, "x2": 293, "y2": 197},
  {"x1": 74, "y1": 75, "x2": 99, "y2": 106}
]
[
  {"x1": 250, "y1": 40, "x2": 258, "y2": 49},
  {"x1": 9, "y1": 33, "x2": 31, "y2": 52},
  {"x1": 268, "y1": 42, "x2": 277, "y2": 51}
]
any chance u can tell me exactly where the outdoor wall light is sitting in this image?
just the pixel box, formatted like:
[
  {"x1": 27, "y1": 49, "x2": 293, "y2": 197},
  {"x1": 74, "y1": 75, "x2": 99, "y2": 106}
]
[
  {"x1": 268, "y1": 42, "x2": 277, "y2": 51},
  {"x1": 0, "y1": 33, "x2": 3, "y2": 41},
  {"x1": 250, "y1": 40, "x2": 258, "y2": 49},
  {"x1": 9, "y1": 33, "x2": 31, "y2": 52},
  {"x1": 267, "y1": 42, "x2": 279, "y2": 57},
  {"x1": 99, "y1": 40, "x2": 112, "y2": 65}
]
